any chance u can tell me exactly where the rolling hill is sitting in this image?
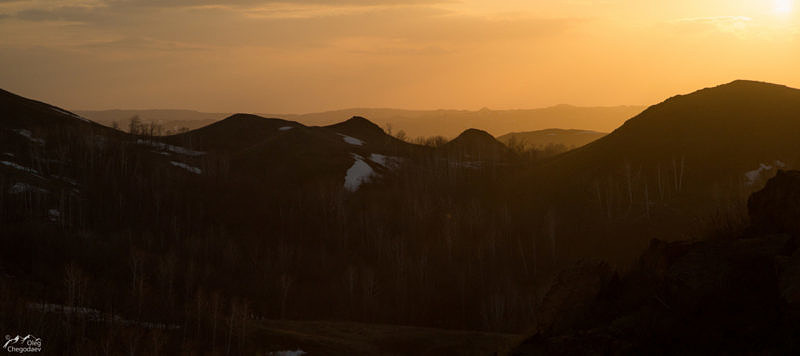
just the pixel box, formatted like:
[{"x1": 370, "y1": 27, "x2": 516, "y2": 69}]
[
  {"x1": 497, "y1": 129, "x2": 607, "y2": 150},
  {"x1": 440, "y1": 128, "x2": 511, "y2": 161},
  {"x1": 511, "y1": 80, "x2": 800, "y2": 263}
]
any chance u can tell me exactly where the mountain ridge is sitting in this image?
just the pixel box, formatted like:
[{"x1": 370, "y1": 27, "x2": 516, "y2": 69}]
[{"x1": 76, "y1": 105, "x2": 645, "y2": 138}]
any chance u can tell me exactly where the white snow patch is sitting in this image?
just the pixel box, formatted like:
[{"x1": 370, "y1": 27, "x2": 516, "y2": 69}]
[
  {"x1": 27, "y1": 303, "x2": 180, "y2": 329},
  {"x1": 29, "y1": 303, "x2": 103, "y2": 319},
  {"x1": 339, "y1": 134, "x2": 364, "y2": 146},
  {"x1": 48, "y1": 209, "x2": 61, "y2": 222},
  {"x1": 745, "y1": 164, "x2": 772, "y2": 185},
  {"x1": 52, "y1": 107, "x2": 90, "y2": 122},
  {"x1": 745, "y1": 161, "x2": 787, "y2": 186},
  {"x1": 369, "y1": 153, "x2": 401, "y2": 169},
  {"x1": 8, "y1": 183, "x2": 48, "y2": 195},
  {"x1": 344, "y1": 154, "x2": 375, "y2": 192},
  {"x1": 269, "y1": 350, "x2": 306, "y2": 356},
  {"x1": 13, "y1": 129, "x2": 45, "y2": 145},
  {"x1": 3, "y1": 152, "x2": 14, "y2": 157},
  {"x1": 1, "y1": 161, "x2": 40, "y2": 175},
  {"x1": 137, "y1": 139, "x2": 206, "y2": 156},
  {"x1": 370, "y1": 153, "x2": 388, "y2": 166},
  {"x1": 170, "y1": 161, "x2": 202, "y2": 174},
  {"x1": 52, "y1": 175, "x2": 78, "y2": 186},
  {"x1": 450, "y1": 161, "x2": 483, "y2": 169},
  {"x1": 279, "y1": 126, "x2": 294, "y2": 131}
]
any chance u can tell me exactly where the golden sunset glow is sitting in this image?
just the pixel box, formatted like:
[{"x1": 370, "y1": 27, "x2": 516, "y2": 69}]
[
  {"x1": 775, "y1": 0, "x2": 795, "y2": 15},
  {"x1": 5, "y1": 1, "x2": 800, "y2": 353},
  {"x1": 0, "y1": 1, "x2": 798, "y2": 113}
]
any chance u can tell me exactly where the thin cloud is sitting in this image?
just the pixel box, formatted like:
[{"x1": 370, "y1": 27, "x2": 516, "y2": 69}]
[
  {"x1": 668, "y1": 15, "x2": 753, "y2": 34},
  {"x1": 82, "y1": 37, "x2": 210, "y2": 51}
]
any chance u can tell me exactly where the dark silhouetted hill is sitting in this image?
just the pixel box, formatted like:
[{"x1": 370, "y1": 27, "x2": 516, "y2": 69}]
[
  {"x1": 163, "y1": 113, "x2": 301, "y2": 152},
  {"x1": 511, "y1": 80, "x2": 800, "y2": 263},
  {"x1": 439, "y1": 128, "x2": 511, "y2": 161}
]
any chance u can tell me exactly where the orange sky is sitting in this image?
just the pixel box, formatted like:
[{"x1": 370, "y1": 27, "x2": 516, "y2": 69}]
[{"x1": 0, "y1": 0, "x2": 798, "y2": 113}]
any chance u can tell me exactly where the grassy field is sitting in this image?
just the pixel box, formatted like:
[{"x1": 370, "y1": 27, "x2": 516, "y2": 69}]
[{"x1": 250, "y1": 320, "x2": 522, "y2": 355}]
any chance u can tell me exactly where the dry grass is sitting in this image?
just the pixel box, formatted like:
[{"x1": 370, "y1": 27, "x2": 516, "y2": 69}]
[{"x1": 249, "y1": 319, "x2": 521, "y2": 355}]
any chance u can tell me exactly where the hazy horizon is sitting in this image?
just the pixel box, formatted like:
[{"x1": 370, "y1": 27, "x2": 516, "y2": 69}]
[{"x1": 71, "y1": 102, "x2": 644, "y2": 115}]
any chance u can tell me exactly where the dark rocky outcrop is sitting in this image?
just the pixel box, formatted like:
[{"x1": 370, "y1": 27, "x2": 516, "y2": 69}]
[
  {"x1": 749, "y1": 170, "x2": 800, "y2": 236},
  {"x1": 535, "y1": 261, "x2": 613, "y2": 334},
  {"x1": 512, "y1": 171, "x2": 800, "y2": 355}
]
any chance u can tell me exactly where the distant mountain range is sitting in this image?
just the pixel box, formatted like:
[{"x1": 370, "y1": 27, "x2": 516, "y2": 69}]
[{"x1": 76, "y1": 105, "x2": 644, "y2": 139}]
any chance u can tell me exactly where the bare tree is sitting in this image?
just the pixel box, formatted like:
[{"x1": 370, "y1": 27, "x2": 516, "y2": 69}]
[
  {"x1": 278, "y1": 274, "x2": 293, "y2": 319},
  {"x1": 394, "y1": 130, "x2": 408, "y2": 142},
  {"x1": 64, "y1": 262, "x2": 88, "y2": 308},
  {"x1": 128, "y1": 115, "x2": 142, "y2": 135}
]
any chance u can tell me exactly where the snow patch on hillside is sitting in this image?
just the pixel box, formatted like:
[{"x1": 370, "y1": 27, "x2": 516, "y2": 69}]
[
  {"x1": 28, "y1": 303, "x2": 180, "y2": 330},
  {"x1": 52, "y1": 107, "x2": 90, "y2": 122},
  {"x1": 369, "y1": 153, "x2": 401, "y2": 169},
  {"x1": 137, "y1": 139, "x2": 206, "y2": 156},
  {"x1": 53, "y1": 175, "x2": 78, "y2": 186},
  {"x1": 48, "y1": 209, "x2": 61, "y2": 222},
  {"x1": 8, "y1": 183, "x2": 48, "y2": 194},
  {"x1": 170, "y1": 161, "x2": 202, "y2": 174},
  {"x1": 344, "y1": 154, "x2": 375, "y2": 191},
  {"x1": 1, "y1": 161, "x2": 40, "y2": 175},
  {"x1": 14, "y1": 129, "x2": 45, "y2": 145},
  {"x1": 745, "y1": 160, "x2": 787, "y2": 186},
  {"x1": 269, "y1": 350, "x2": 306, "y2": 356},
  {"x1": 339, "y1": 134, "x2": 364, "y2": 146},
  {"x1": 279, "y1": 126, "x2": 294, "y2": 131}
]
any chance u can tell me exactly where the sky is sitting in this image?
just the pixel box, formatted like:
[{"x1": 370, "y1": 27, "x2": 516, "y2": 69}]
[{"x1": 0, "y1": 0, "x2": 798, "y2": 113}]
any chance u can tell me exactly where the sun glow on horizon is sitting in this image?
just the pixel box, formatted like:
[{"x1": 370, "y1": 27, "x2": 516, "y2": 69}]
[
  {"x1": 1, "y1": 0, "x2": 799, "y2": 113},
  {"x1": 774, "y1": 0, "x2": 794, "y2": 15}
]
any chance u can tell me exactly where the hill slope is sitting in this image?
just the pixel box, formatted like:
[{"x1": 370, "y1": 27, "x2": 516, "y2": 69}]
[
  {"x1": 439, "y1": 128, "x2": 511, "y2": 161},
  {"x1": 539, "y1": 80, "x2": 800, "y2": 193},
  {"x1": 498, "y1": 129, "x2": 606, "y2": 150},
  {"x1": 512, "y1": 80, "x2": 800, "y2": 263}
]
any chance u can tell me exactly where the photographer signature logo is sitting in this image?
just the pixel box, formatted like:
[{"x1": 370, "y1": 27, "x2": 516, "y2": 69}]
[{"x1": 3, "y1": 335, "x2": 42, "y2": 354}]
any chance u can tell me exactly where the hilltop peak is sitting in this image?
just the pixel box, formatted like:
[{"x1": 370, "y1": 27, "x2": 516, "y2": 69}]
[
  {"x1": 225, "y1": 113, "x2": 269, "y2": 121},
  {"x1": 723, "y1": 79, "x2": 785, "y2": 88},
  {"x1": 325, "y1": 116, "x2": 385, "y2": 137},
  {"x1": 456, "y1": 128, "x2": 495, "y2": 140},
  {"x1": 343, "y1": 116, "x2": 382, "y2": 130},
  {"x1": 442, "y1": 128, "x2": 509, "y2": 160},
  {"x1": 699, "y1": 80, "x2": 794, "y2": 95}
]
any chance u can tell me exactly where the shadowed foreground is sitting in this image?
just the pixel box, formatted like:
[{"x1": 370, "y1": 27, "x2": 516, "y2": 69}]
[{"x1": 511, "y1": 170, "x2": 800, "y2": 355}]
